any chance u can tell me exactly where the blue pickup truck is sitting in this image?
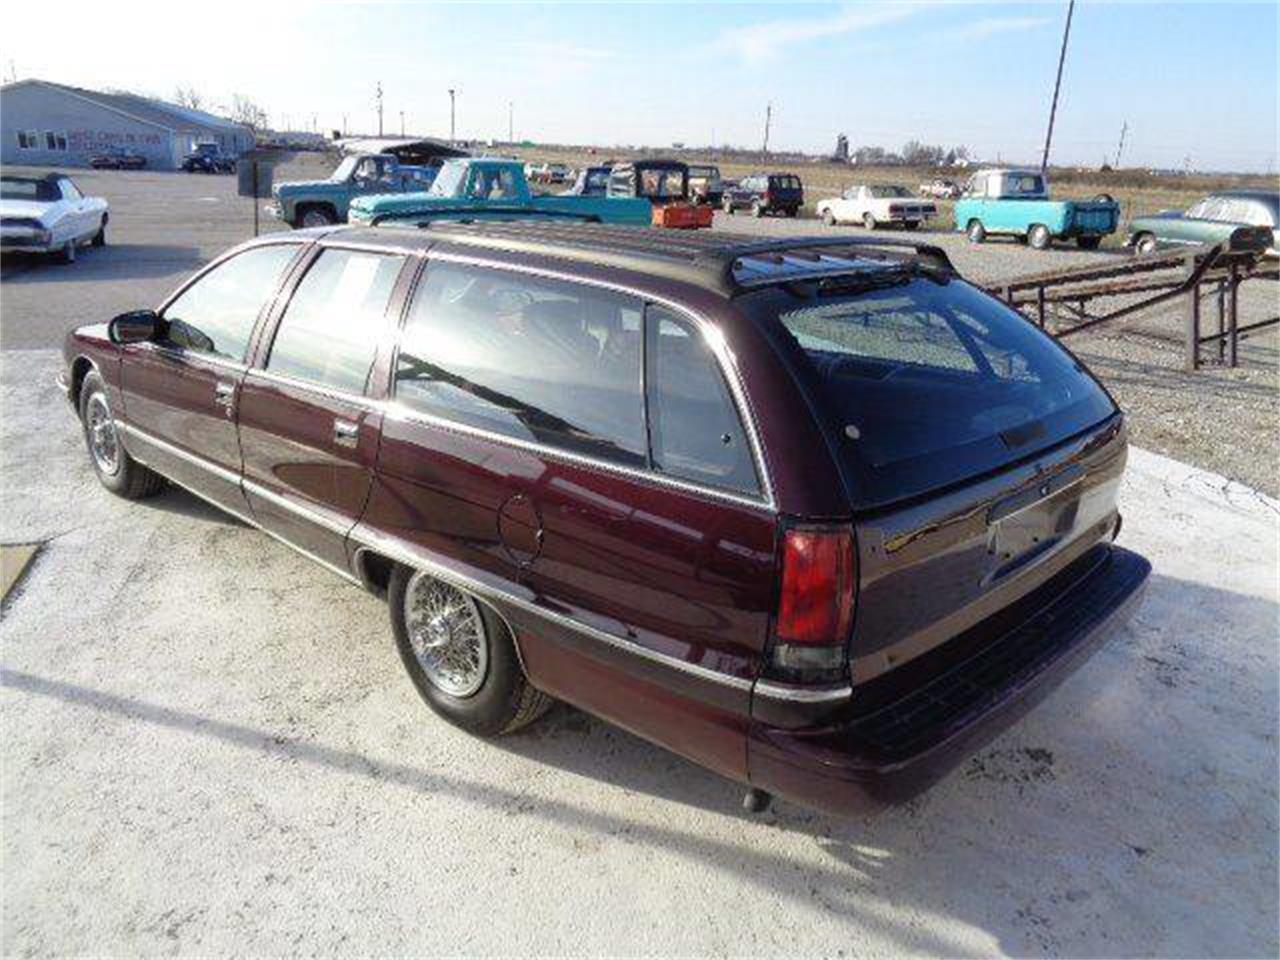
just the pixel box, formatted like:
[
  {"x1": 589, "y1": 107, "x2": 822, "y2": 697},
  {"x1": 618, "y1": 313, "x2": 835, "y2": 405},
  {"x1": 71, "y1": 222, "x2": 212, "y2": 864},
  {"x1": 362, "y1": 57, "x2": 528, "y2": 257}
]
[
  {"x1": 267, "y1": 153, "x2": 437, "y2": 228},
  {"x1": 347, "y1": 158, "x2": 653, "y2": 227},
  {"x1": 954, "y1": 169, "x2": 1120, "y2": 250}
]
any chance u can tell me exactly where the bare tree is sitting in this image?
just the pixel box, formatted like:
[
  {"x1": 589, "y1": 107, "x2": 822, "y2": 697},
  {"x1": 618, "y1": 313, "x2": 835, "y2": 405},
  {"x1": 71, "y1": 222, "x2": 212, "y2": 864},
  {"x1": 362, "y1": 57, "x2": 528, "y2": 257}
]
[
  {"x1": 173, "y1": 86, "x2": 204, "y2": 111},
  {"x1": 229, "y1": 93, "x2": 269, "y2": 130}
]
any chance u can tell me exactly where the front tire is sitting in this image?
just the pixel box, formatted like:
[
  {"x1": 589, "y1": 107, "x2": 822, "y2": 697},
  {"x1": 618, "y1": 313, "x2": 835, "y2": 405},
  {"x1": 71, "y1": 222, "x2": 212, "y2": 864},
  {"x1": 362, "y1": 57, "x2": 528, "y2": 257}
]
[
  {"x1": 967, "y1": 219, "x2": 986, "y2": 243},
  {"x1": 1134, "y1": 233, "x2": 1158, "y2": 256},
  {"x1": 903, "y1": 220, "x2": 920, "y2": 231},
  {"x1": 389, "y1": 566, "x2": 552, "y2": 736},
  {"x1": 92, "y1": 217, "x2": 107, "y2": 247},
  {"x1": 863, "y1": 212, "x2": 877, "y2": 230},
  {"x1": 722, "y1": 197, "x2": 735, "y2": 215},
  {"x1": 298, "y1": 206, "x2": 336, "y2": 229},
  {"x1": 1028, "y1": 223, "x2": 1052, "y2": 250},
  {"x1": 79, "y1": 372, "x2": 166, "y2": 499},
  {"x1": 751, "y1": 200, "x2": 765, "y2": 218},
  {"x1": 822, "y1": 209, "x2": 837, "y2": 227}
]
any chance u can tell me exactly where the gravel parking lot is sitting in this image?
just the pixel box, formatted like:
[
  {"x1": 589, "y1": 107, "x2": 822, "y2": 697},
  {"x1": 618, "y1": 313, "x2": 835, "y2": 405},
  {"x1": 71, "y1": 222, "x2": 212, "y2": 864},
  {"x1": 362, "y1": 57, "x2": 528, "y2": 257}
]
[
  {"x1": 4, "y1": 164, "x2": 1275, "y2": 493},
  {"x1": 2, "y1": 166, "x2": 1277, "y2": 956}
]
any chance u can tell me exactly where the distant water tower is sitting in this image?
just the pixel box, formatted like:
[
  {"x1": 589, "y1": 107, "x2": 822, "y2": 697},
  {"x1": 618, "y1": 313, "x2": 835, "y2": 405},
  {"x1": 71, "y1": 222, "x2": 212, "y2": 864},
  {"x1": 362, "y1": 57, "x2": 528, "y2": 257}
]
[{"x1": 834, "y1": 133, "x2": 849, "y2": 162}]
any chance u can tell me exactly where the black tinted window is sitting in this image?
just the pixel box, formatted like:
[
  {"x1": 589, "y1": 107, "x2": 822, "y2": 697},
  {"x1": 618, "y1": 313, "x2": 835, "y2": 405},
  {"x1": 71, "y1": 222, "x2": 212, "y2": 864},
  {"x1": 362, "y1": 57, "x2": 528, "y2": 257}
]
[
  {"x1": 163, "y1": 245, "x2": 299, "y2": 361},
  {"x1": 267, "y1": 248, "x2": 405, "y2": 393},
  {"x1": 647, "y1": 307, "x2": 759, "y2": 495},
  {"x1": 396, "y1": 262, "x2": 646, "y2": 467}
]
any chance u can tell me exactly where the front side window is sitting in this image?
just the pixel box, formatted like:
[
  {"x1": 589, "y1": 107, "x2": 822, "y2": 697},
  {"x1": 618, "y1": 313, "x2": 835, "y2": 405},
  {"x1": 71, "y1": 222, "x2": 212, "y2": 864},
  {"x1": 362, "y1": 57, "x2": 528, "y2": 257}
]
[
  {"x1": 162, "y1": 245, "x2": 300, "y2": 361},
  {"x1": 59, "y1": 179, "x2": 81, "y2": 201},
  {"x1": 267, "y1": 248, "x2": 405, "y2": 393},
  {"x1": 647, "y1": 308, "x2": 760, "y2": 496},
  {"x1": 395, "y1": 262, "x2": 646, "y2": 466}
]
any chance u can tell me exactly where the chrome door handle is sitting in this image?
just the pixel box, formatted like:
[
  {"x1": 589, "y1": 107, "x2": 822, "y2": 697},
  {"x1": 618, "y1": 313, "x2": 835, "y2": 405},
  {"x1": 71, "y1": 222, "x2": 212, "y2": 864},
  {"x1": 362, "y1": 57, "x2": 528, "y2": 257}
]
[
  {"x1": 333, "y1": 419, "x2": 359, "y2": 448},
  {"x1": 213, "y1": 380, "x2": 236, "y2": 414}
]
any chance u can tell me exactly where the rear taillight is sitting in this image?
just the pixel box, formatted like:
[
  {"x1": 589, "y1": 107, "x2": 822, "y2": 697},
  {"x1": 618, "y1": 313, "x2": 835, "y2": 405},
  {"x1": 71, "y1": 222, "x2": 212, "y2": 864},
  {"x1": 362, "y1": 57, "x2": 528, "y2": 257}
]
[
  {"x1": 772, "y1": 526, "x2": 856, "y2": 678},
  {"x1": 889, "y1": 204, "x2": 903, "y2": 216},
  {"x1": 763, "y1": 191, "x2": 772, "y2": 203}
]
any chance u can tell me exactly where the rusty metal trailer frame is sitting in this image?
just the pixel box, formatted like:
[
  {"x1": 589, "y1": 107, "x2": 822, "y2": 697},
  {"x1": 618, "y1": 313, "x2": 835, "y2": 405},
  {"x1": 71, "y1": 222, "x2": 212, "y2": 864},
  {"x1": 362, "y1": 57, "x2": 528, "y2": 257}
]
[{"x1": 986, "y1": 242, "x2": 1278, "y2": 370}]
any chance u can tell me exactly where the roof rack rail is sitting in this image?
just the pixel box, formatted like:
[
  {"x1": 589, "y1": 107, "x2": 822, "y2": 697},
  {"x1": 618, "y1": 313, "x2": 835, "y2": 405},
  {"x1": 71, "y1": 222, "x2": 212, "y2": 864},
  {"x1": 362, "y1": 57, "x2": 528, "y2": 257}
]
[{"x1": 413, "y1": 222, "x2": 957, "y2": 296}]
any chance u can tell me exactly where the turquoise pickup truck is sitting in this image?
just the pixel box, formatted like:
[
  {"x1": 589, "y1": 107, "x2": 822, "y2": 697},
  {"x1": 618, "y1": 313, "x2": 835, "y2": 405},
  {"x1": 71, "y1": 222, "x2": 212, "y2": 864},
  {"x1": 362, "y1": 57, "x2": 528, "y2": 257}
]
[
  {"x1": 954, "y1": 168, "x2": 1119, "y2": 250},
  {"x1": 347, "y1": 158, "x2": 653, "y2": 227}
]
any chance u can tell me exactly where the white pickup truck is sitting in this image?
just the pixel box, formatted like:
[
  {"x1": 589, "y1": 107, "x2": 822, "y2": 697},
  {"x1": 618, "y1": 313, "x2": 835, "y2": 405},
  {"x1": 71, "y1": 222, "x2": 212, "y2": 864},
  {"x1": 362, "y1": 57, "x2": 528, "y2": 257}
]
[{"x1": 816, "y1": 184, "x2": 937, "y2": 230}]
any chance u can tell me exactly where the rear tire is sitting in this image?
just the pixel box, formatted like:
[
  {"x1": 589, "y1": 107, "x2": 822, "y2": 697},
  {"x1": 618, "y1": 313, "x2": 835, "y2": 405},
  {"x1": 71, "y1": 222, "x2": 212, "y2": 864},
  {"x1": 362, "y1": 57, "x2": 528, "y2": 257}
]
[
  {"x1": 78, "y1": 371, "x2": 166, "y2": 500},
  {"x1": 752, "y1": 200, "x2": 765, "y2": 218},
  {"x1": 1134, "y1": 233, "x2": 1158, "y2": 256},
  {"x1": 722, "y1": 197, "x2": 734, "y2": 215},
  {"x1": 389, "y1": 565, "x2": 552, "y2": 736},
  {"x1": 822, "y1": 209, "x2": 837, "y2": 227},
  {"x1": 967, "y1": 219, "x2": 986, "y2": 243},
  {"x1": 1028, "y1": 224, "x2": 1052, "y2": 250},
  {"x1": 903, "y1": 220, "x2": 920, "y2": 231}
]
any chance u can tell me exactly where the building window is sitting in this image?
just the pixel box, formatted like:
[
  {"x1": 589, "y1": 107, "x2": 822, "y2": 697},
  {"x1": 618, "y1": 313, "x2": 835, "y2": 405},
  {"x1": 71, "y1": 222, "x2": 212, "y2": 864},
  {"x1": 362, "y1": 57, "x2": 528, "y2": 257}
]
[
  {"x1": 17, "y1": 130, "x2": 39, "y2": 150},
  {"x1": 44, "y1": 131, "x2": 68, "y2": 152}
]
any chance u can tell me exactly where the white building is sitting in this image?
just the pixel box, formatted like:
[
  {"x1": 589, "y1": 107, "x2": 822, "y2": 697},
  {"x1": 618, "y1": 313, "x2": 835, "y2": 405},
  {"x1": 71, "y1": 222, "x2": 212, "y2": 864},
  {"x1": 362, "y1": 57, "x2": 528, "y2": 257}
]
[{"x1": 1, "y1": 79, "x2": 254, "y2": 171}]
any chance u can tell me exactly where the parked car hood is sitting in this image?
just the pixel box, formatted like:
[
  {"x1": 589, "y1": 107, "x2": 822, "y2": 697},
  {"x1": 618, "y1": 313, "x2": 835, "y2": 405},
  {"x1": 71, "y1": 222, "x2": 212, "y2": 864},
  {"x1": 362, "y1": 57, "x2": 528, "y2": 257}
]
[{"x1": 0, "y1": 199, "x2": 55, "y2": 220}]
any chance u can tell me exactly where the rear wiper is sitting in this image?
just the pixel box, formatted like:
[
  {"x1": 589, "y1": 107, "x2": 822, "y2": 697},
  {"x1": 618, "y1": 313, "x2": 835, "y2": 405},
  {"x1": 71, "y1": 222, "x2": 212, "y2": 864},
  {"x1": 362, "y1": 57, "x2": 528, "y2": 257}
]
[{"x1": 816, "y1": 267, "x2": 914, "y2": 296}]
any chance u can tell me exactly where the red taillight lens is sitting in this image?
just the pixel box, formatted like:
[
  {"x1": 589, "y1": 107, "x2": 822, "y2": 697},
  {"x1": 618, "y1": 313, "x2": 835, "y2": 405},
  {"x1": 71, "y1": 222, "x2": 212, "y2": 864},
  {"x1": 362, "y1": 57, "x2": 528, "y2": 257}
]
[{"x1": 776, "y1": 528, "x2": 855, "y2": 646}]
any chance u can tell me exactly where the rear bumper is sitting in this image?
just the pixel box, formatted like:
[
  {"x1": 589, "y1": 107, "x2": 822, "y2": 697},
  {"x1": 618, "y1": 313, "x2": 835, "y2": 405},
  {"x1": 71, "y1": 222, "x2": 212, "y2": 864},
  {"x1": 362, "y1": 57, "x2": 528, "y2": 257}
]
[{"x1": 748, "y1": 545, "x2": 1150, "y2": 815}]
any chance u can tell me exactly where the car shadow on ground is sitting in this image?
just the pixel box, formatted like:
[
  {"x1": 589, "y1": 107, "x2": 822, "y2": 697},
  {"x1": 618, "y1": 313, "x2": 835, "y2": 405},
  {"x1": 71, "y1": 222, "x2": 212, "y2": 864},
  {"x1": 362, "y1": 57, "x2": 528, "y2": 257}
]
[
  {"x1": 0, "y1": 244, "x2": 205, "y2": 283},
  {"x1": 3, "y1": 570, "x2": 1274, "y2": 955}
]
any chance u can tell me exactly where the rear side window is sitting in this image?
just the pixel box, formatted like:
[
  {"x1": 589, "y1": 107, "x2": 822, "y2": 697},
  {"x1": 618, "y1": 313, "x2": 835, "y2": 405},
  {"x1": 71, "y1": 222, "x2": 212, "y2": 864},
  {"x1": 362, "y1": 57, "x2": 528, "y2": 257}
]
[
  {"x1": 395, "y1": 262, "x2": 647, "y2": 467},
  {"x1": 647, "y1": 308, "x2": 759, "y2": 496},
  {"x1": 744, "y1": 276, "x2": 1116, "y2": 507},
  {"x1": 162, "y1": 244, "x2": 299, "y2": 362},
  {"x1": 267, "y1": 248, "x2": 405, "y2": 393}
]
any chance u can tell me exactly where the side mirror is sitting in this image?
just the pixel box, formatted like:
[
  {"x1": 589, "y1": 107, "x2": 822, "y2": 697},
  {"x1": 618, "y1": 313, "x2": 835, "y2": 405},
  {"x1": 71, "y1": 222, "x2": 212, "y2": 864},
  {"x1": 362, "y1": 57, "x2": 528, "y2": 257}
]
[{"x1": 108, "y1": 310, "x2": 161, "y2": 345}]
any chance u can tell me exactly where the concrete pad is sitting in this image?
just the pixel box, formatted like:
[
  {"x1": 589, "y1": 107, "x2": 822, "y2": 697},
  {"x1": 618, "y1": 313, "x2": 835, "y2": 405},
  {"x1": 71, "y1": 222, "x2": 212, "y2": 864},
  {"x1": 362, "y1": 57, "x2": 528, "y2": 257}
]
[
  {"x1": 2, "y1": 349, "x2": 1277, "y2": 956},
  {"x1": 0, "y1": 543, "x2": 41, "y2": 603}
]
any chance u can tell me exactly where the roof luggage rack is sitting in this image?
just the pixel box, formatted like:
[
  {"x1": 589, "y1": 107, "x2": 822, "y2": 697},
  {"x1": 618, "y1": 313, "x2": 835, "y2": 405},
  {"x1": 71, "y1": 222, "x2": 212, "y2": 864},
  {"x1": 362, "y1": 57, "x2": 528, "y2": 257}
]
[{"x1": 415, "y1": 221, "x2": 957, "y2": 296}]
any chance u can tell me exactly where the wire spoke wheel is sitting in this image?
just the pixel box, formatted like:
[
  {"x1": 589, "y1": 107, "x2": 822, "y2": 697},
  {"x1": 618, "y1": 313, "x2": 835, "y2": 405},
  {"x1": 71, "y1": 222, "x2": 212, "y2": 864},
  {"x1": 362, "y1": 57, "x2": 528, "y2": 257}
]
[
  {"x1": 403, "y1": 572, "x2": 489, "y2": 698},
  {"x1": 86, "y1": 393, "x2": 120, "y2": 475}
]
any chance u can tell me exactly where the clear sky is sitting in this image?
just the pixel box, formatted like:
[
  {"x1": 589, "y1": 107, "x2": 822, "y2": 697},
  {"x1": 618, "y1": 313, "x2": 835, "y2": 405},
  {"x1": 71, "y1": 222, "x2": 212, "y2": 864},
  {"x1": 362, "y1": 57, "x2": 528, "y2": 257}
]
[{"x1": 3, "y1": 1, "x2": 1277, "y2": 171}]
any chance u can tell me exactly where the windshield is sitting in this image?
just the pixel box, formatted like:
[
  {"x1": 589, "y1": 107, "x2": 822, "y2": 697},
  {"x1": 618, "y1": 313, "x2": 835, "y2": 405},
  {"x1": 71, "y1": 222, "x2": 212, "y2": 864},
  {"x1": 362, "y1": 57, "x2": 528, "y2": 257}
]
[
  {"x1": 869, "y1": 185, "x2": 910, "y2": 198},
  {"x1": 688, "y1": 166, "x2": 719, "y2": 179},
  {"x1": 639, "y1": 168, "x2": 686, "y2": 198},
  {"x1": 428, "y1": 161, "x2": 468, "y2": 198},
  {"x1": 1, "y1": 178, "x2": 57, "y2": 201},
  {"x1": 744, "y1": 276, "x2": 1116, "y2": 507},
  {"x1": 583, "y1": 169, "x2": 609, "y2": 192},
  {"x1": 330, "y1": 156, "x2": 360, "y2": 181}
]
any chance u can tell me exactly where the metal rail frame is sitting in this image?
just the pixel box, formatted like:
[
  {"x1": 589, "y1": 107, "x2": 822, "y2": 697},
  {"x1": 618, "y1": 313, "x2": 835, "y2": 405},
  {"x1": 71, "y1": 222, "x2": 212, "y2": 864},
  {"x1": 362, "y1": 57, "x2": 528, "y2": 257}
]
[{"x1": 986, "y1": 244, "x2": 1278, "y2": 370}]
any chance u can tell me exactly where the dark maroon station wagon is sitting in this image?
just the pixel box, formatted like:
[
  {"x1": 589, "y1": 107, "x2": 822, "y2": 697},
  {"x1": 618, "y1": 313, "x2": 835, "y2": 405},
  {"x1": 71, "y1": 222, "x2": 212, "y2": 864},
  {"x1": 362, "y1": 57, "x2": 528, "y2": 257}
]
[{"x1": 60, "y1": 223, "x2": 1149, "y2": 815}]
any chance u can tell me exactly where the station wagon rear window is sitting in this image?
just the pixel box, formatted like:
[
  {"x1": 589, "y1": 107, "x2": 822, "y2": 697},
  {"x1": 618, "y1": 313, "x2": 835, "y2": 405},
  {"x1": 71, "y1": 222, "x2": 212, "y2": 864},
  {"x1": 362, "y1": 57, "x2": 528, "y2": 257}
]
[{"x1": 745, "y1": 275, "x2": 1116, "y2": 506}]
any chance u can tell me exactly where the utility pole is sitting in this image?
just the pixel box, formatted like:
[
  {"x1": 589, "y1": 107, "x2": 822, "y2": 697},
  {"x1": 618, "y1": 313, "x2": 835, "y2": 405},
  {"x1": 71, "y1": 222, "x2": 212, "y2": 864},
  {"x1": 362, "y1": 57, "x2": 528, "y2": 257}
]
[
  {"x1": 448, "y1": 88, "x2": 457, "y2": 143},
  {"x1": 508, "y1": 101, "x2": 513, "y2": 143},
  {"x1": 400, "y1": 110, "x2": 405, "y2": 136},
  {"x1": 1114, "y1": 120, "x2": 1128, "y2": 169},
  {"x1": 342, "y1": 113, "x2": 347, "y2": 137},
  {"x1": 1040, "y1": 0, "x2": 1075, "y2": 172},
  {"x1": 762, "y1": 102, "x2": 772, "y2": 154},
  {"x1": 376, "y1": 82, "x2": 383, "y2": 137}
]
